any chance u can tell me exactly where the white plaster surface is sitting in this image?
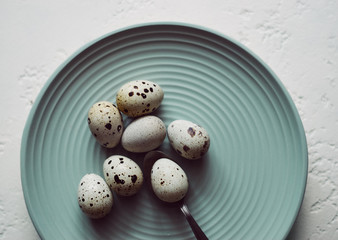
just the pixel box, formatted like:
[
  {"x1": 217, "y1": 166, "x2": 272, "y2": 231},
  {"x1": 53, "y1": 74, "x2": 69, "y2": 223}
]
[{"x1": 1, "y1": 0, "x2": 337, "y2": 239}]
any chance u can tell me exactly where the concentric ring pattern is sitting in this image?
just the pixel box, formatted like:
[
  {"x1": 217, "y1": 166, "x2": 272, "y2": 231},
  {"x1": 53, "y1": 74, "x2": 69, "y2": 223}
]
[{"x1": 21, "y1": 23, "x2": 307, "y2": 240}]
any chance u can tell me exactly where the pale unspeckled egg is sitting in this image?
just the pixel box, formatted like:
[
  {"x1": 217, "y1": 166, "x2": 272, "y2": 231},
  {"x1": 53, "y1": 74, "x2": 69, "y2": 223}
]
[
  {"x1": 78, "y1": 173, "x2": 113, "y2": 219},
  {"x1": 151, "y1": 158, "x2": 189, "y2": 203},
  {"x1": 88, "y1": 101, "x2": 123, "y2": 148},
  {"x1": 103, "y1": 155, "x2": 143, "y2": 196},
  {"x1": 121, "y1": 115, "x2": 166, "y2": 153},
  {"x1": 168, "y1": 120, "x2": 210, "y2": 160},
  {"x1": 116, "y1": 80, "x2": 164, "y2": 117}
]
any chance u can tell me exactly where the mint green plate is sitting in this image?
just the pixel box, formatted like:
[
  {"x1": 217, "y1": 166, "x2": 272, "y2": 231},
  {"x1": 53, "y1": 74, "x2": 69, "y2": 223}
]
[{"x1": 21, "y1": 23, "x2": 307, "y2": 240}]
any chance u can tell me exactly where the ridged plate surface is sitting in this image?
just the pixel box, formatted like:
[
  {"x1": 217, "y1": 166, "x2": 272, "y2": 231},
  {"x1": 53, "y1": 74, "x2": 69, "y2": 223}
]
[{"x1": 21, "y1": 23, "x2": 307, "y2": 240}]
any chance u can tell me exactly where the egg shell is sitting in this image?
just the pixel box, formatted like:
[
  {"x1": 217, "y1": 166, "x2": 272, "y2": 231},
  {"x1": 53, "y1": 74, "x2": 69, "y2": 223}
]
[
  {"x1": 103, "y1": 155, "x2": 143, "y2": 196},
  {"x1": 78, "y1": 173, "x2": 113, "y2": 219},
  {"x1": 88, "y1": 101, "x2": 123, "y2": 148},
  {"x1": 121, "y1": 115, "x2": 166, "y2": 153},
  {"x1": 167, "y1": 120, "x2": 210, "y2": 160},
  {"x1": 116, "y1": 80, "x2": 164, "y2": 117},
  {"x1": 151, "y1": 158, "x2": 189, "y2": 203}
]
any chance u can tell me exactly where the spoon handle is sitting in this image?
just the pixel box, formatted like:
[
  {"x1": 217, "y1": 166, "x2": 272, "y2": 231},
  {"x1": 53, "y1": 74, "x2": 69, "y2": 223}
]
[{"x1": 180, "y1": 202, "x2": 209, "y2": 240}]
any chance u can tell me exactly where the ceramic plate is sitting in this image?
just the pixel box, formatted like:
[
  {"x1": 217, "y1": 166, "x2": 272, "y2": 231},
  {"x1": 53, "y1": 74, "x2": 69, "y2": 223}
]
[{"x1": 21, "y1": 23, "x2": 307, "y2": 240}]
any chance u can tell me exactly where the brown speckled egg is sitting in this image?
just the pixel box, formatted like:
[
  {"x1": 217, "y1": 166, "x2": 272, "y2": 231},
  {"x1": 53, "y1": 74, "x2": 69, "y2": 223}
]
[
  {"x1": 168, "y1": 120, "x2": 210, "y2": 160},
  {"x1": 103, "y1": 155, "x2": 143, "y2": 196},
  {"x1": 121, "y1": 115, "x2": 166, "y2": 153},
  {"x1": 77, "y1": 173, "x2": 113, "y2": 219},
  {"x1": 151, "y1": 158, "x2": 189, "y2": 203},
  {"x1": 116, "y1": 80, "x2": 164, "y2": 117},
  {"x1": 88, "y1": 101, "x2": 123, "y2": 148}
]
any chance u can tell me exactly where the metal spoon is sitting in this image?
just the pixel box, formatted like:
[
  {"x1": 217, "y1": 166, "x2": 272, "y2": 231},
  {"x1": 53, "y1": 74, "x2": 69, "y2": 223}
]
[{"x1": 143, "y1": 150, "x2": 208, "y2": 240}]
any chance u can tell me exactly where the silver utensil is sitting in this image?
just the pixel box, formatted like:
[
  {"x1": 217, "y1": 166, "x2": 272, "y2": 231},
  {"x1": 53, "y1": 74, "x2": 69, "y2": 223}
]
[{"x1": 143, "y1": 150, "x2": 208, "y2": 240}]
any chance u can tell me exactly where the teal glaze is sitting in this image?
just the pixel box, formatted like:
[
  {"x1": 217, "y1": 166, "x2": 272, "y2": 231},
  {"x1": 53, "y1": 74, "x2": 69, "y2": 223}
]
[{"x1": 21, "y1": 23, "x2": 307, "y2": 240}]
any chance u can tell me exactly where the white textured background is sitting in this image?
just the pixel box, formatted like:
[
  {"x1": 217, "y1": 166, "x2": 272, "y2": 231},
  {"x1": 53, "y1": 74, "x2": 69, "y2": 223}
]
[{"x1": 1, "y1": 0, "x2": 337, "y2": 239}]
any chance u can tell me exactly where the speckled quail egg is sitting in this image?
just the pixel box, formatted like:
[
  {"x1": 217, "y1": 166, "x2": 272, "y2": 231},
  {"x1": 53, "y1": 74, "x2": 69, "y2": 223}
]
[
  {"x1": 116, "y1": 80, "x2": 164, "y2": 117},
  {"x1": 168, "y1": 120, "x2": 210, "y2": 160},
  {"x1": 121, "y1": 115, "x2": 166, "y2": 153},
  {"x1": 151, "y1": 158, "x2": 189, "y2": 203},
  {"x1": 78, "y1": 173, "x2": 113, "y2": 219},
  {"x1": 103, "y1": 155, "x2": 143, "y2": 196},
  {"x1": 87, "y1": 101, "x2": 123, "y2": 148}
]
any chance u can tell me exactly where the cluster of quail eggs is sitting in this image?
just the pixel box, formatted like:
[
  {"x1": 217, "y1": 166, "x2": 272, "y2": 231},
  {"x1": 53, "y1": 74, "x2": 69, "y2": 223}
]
[{"x1": 78, "y1": 80, "x2": 210, "y2": 219}]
